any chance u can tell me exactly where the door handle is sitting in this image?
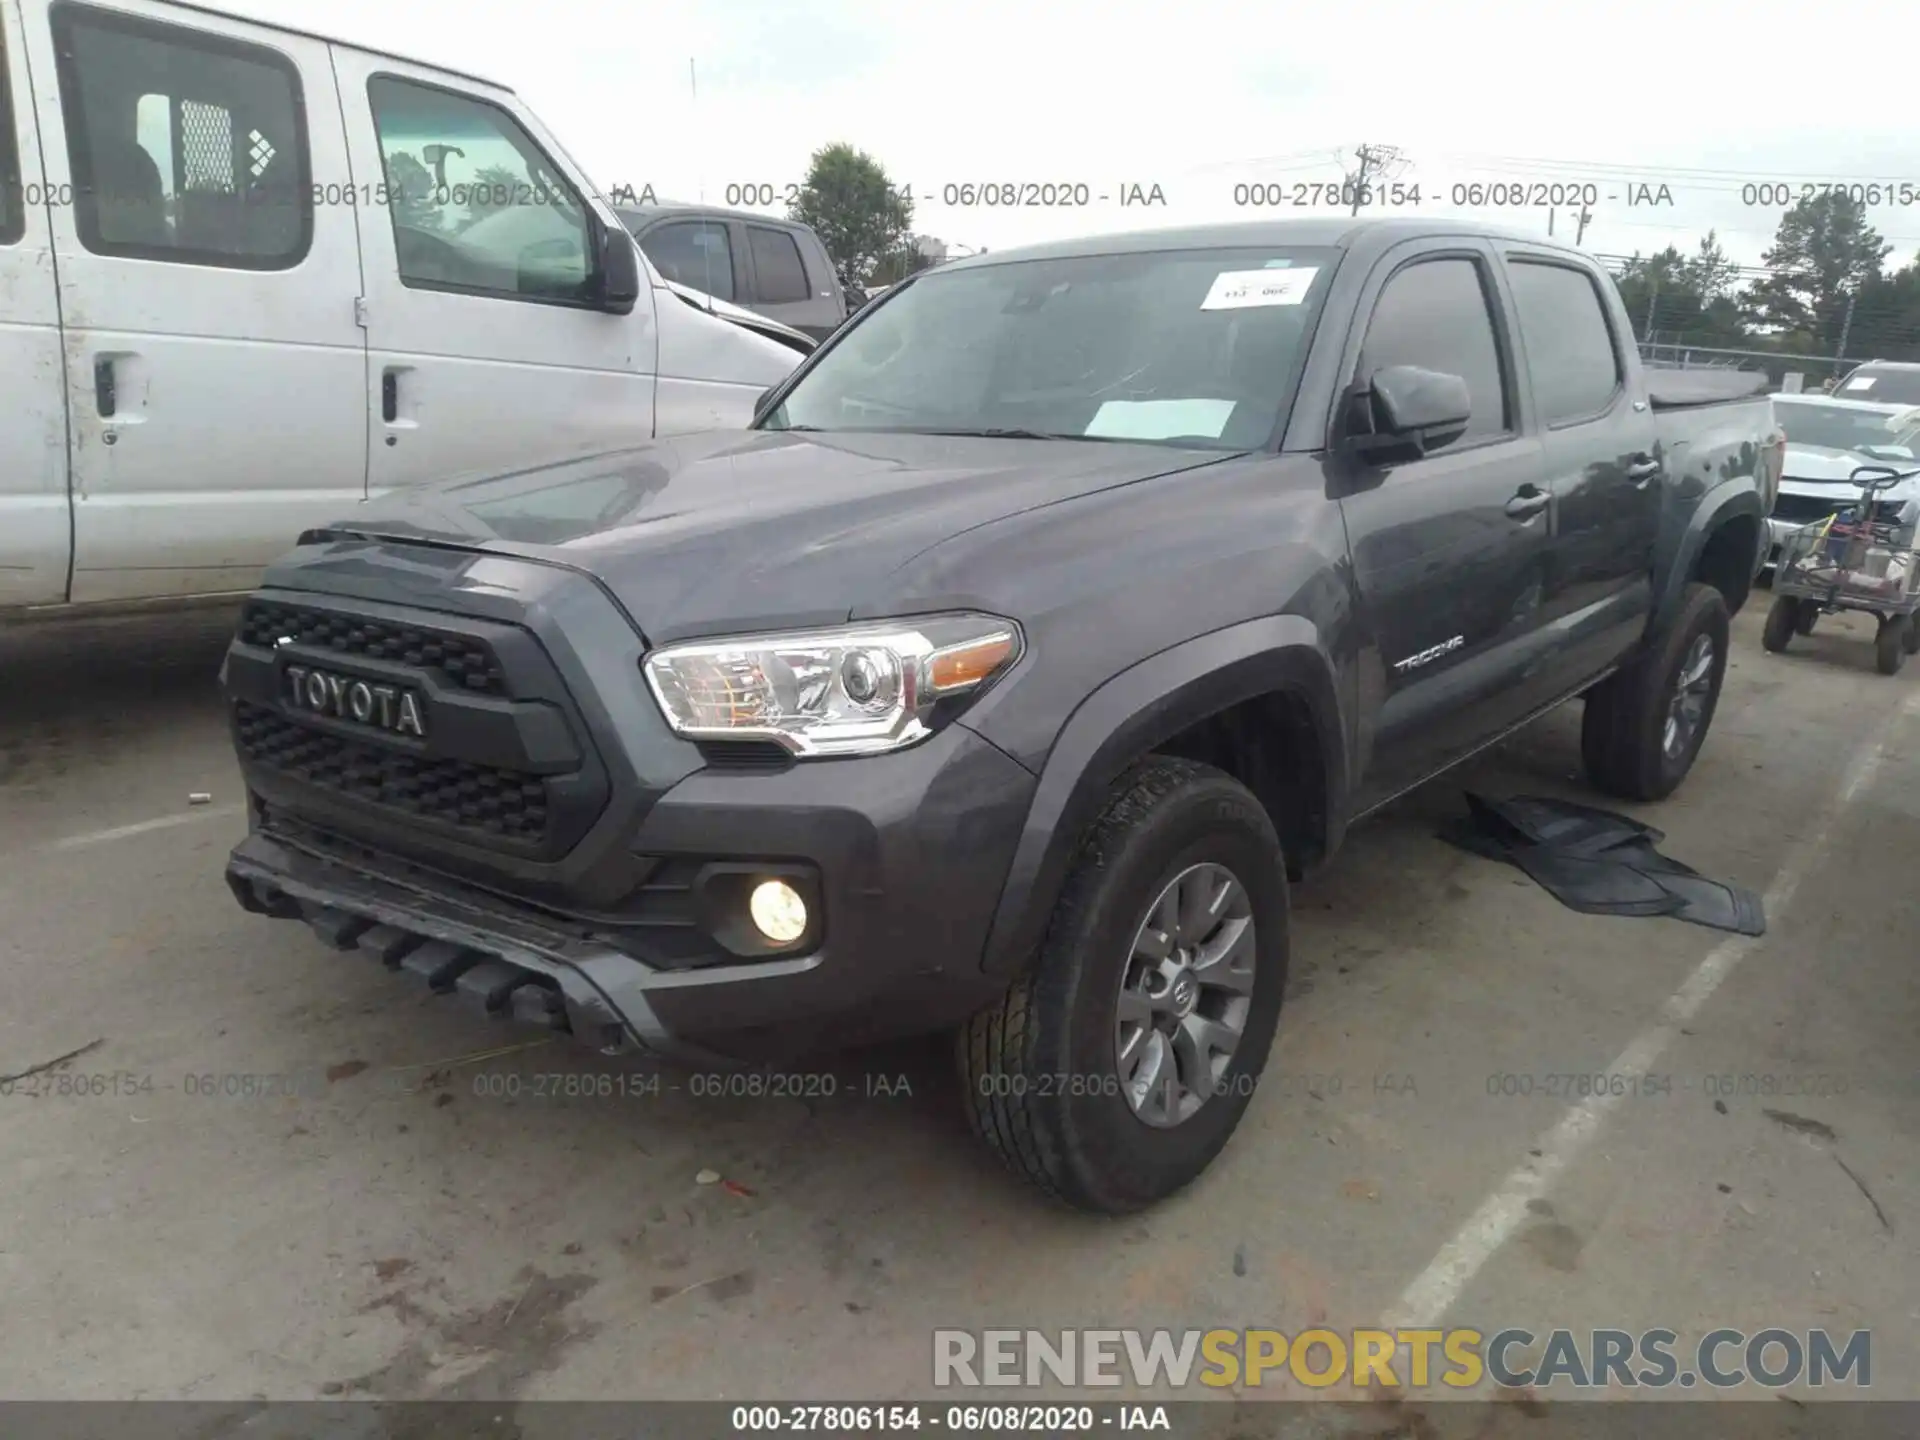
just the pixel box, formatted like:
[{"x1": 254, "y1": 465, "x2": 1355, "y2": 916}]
[
  {"x1": 94, "y1": 357, "x2": 117, "y2": 418},
  {"x1": 1505, "y1": 484, "x2": 1551, "y2": 520},
  {"x1": 1626, "y1": 456, "x2": 1661, "y2": 485},
  {"x1": 381, "y1": 370, "x2": 398, "y2": 423}
]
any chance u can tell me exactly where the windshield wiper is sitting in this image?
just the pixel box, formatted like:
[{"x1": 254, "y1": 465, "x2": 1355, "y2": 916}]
[{"x1": 912, "y1": 427, "x2": 1102, "y2": 441}]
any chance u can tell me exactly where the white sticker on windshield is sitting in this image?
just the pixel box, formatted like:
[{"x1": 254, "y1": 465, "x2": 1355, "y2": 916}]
[
  {"x1": 1844, "y1": 376, "x2": 1877, "y2": 390},
  {"x1": 1086, "y1": 399, "x2": 1237, "y2": 441},
  {"x1": 1201, "y1": 267, "x2": 1318, "y2": 310}
]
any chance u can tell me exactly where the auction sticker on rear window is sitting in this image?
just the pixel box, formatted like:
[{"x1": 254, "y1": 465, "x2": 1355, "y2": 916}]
[{"x1": 1201, "y1": 267, "x2": 1318, "y2": 310}]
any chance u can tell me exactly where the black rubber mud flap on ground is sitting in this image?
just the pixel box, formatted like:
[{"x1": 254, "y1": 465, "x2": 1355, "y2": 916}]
[{"x1": 1441, "y1": 793, "x2": 1766, "y2": 937}]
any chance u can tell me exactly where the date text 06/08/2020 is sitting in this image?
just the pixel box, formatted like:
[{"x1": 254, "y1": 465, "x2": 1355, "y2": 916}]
[
  {"x1": 1228, "y1": 180, "x2": 1678, "y2": 209},
  {"x1": 727, "y1": 1404, "x2": 1171, "y2": 1434},
  {"x1": 607, "y1": 182, "x2": 1168, "y2": 210}
]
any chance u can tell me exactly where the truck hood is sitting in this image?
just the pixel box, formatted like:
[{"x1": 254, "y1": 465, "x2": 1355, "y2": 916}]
[{"x1": 309, "y1": 430, "x2": 1230, "y2": 644}]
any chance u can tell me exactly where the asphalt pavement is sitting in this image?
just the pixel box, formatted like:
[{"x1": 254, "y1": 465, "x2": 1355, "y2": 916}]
[{"x1": 1, "y1": 599, "x2": 1916, "y2": 1424}]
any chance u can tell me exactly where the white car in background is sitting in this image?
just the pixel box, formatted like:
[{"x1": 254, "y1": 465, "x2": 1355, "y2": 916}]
[{"x1": 1763, "y1": 393, "x2": 1920, "y2": 565}]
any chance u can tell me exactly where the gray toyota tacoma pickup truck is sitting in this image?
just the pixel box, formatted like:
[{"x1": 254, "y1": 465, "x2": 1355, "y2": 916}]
[{"x1": 221, "y1": 219, "x2": 1784, "y2": 1212}]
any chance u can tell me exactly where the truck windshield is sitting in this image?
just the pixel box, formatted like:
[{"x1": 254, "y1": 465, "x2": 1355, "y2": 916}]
[
  {"x1": 762, "y1": 246, "x2": 1341, "y2": 450},
  {"x1": 1775, "y1": 399, "x2": 1918, "y2": 456},
  {"x1": 1833, "y1": 367, "x2": 1920, "y2": 406}
]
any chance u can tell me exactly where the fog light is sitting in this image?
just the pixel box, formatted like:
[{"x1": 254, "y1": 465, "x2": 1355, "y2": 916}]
[{"x1": 748, "y1": 879, "x2": 808, "y2": 944}]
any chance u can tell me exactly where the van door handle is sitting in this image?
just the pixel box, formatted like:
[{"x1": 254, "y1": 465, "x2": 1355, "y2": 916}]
[
  {"x1": 381, "y1": 371, "x2": 398, "y2": 423},
  {"x1": 1505, "y1": 484, "x2": 1551, "y2": 520},
  {"x1": 1626, "y1": 455, "x2": 1661, "y2": 485},
  {"x1": 95, "y1": 357, "x2": 117, "y2": 418}
]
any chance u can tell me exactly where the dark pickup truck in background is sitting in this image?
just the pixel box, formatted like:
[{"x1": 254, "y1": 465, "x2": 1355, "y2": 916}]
[{"x1": 219, "y1": 219, "x2": 1783, "y2": 1213}]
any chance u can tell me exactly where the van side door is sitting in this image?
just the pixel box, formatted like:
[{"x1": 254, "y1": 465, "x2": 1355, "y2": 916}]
[
  {"x1": 28, "y1": 0, "x2": 366, "y2": 603},
  {"x1": 1496, "y1": 247, "x2": 1661, "y2": 687},
  {"x1": 0, "y1": 0, "x2": 69, "y2": 608},
  {"x1": 329, "y1": 48, "x2": 657, "y2": 497}
]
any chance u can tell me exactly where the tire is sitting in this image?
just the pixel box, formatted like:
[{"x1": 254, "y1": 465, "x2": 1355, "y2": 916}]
[
  {"x1": 1904, "y1": 614, "x2": 1920, "y2": 655},
  {"x1": 1795, "y1": 600, "x2": 1820, "y2": 637},
  {"x1": 1761, "y1": 594, "x2": 1797, "y2": 652},
  {"x1": 1876, "y1": 617, "x2": 1909, "y2": 675},
  {"x1": 957, "y1": 756, "x2": 1289, "y2": 1213},
  {"x1": 1582, "y1": 582, "x2": 1731, "y2": 802}
]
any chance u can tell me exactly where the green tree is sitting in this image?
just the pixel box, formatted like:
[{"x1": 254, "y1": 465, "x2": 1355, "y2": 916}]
[
  {"x1": 1741, "y1": 191, "x2": 1892, "y2": 351},
  {"x1": 383, "y1": 150, "x2": 441, "y2": 231},
  {"x1": 788, "y1": 143, "x2": 913, "y2": 289},
  {"x1": 1612, "y1": 244, "x2": 1749, "y2": 350},
  {"x1": 461, "y1": 163, "x2": 525, "y2": 231},
  {"x1": 1683, "y1": 230, "x2": 1739, "y2": 303},
  {"x1": 869, "y1": 240, "x2": 936, "y2": 287},
  {"x1": 1848, "y1": 250, "x2": 1920, "y2": 363}
]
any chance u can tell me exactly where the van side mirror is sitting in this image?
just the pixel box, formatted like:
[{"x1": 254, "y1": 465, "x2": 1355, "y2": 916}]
[
  {"x1": 1343, "y1": 365, "x2": 1471, "y2": 462},
  {"x1": 596, "y1": 221, "x2": 641, "y2": 315}
]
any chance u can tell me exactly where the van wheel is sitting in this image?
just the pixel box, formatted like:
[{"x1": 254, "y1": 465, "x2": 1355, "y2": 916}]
[
  {"x1": 1876, "y1": 617, "x2": 1909, "y2": 675},
  {"x1": 1762, "y1": 595, "x2": 1797, "y2": 652},
  {"x1": 1795, "y1": 600, "x2": 1821, "y2": 637},
  {"x1": 1903, "y1": 615, "x2": 1920, "y2": 655},
  {"x1": 957, "y1": 757, "x2": 1288, "y2": 1214},
  {"x1": 1583, "y1": 582, "x2": 1730, "y2": 802}
]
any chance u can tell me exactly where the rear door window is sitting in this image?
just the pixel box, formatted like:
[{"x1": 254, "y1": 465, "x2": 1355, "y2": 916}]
[
  {"x1": 747, "y1": 224, "x2": 810, "y2": 303},
  {"x1": 1505, "y1": 259, "x2": 1623, "y2": 424},
  {"x1": 641, "y1": 219, "x2": 736, "y2": 300}
]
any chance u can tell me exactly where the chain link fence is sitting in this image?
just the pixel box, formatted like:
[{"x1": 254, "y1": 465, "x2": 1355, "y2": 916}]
[{"x1": 1594, "y1": 254, "x2": 1920, "y2": 390}]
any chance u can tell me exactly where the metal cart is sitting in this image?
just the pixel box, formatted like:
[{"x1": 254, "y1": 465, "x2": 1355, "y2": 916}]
[{"x1": 1763, "y1": 464, "x2": 1920, "y2": 674}]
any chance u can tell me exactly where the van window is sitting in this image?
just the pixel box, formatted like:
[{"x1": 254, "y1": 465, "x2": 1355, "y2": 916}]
[
  {"x1": 367, "y1": 77, "x2": 594, "y2": 305},
  {"x1": 748, "y1": 225, "x2": 810, "y2": 303},
  {"x1": 641, "y1": 219, "x2": 736, "y2": 301},
  {"x1": 1, "y1": 26, "x2": 22, "y2": 244},
  {"x1": 50, "y1": 2, "x2": 309, "y2": 267}
]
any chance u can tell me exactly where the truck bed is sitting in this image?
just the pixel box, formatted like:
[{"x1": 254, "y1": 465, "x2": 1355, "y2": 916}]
[{"x1": 1645, "y1": 369, "x2": 1771, "y2": 410}]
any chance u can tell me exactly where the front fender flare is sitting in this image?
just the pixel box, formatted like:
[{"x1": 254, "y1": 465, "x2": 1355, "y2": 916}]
[{"x1": 972, "y1": 615, "x2": 1346, "y2": 979}]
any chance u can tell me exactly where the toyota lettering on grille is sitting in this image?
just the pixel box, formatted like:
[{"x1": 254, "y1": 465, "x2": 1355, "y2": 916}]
[{"x1": 283, "y1": 664, "x2": 427, "y2": 738}]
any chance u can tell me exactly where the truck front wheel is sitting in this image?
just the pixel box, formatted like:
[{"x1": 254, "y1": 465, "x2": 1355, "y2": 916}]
[
  {"x1": 957, "y1": 756, "x2": 1289, "y2": 1213},
  {"x1": 1582, "y1": 582, "x2": 1730, "y2": 802}
]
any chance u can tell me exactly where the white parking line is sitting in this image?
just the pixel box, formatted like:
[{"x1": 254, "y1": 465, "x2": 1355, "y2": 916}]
[
  {"x1": 1380, "y1": 689, "x2": 1920, "y2": 1333},
  {"x1": 44, "y1": 805, "x2": 244, "y2": 853}
]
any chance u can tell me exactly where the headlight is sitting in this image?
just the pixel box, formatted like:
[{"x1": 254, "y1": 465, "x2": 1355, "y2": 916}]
[{"x1": 642, "y1": 613, "x2": 1023, "y2": 757}]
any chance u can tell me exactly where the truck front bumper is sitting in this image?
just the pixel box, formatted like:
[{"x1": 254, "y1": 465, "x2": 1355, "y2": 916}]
[{"x1": 226, "y1": 722, "x2": 1037, "y2": 1066}]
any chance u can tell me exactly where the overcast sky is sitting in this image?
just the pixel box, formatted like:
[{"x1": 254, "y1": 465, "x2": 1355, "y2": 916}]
[{"x1": 235, "y1": 0, "x2": 1920, "y2": 271}]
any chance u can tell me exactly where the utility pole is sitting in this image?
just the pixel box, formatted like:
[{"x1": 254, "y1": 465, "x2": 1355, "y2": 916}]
[
  {"x1": 1836, "y1": 288, "x2": 1858, "y2": 366},
  {"x1": 690, "y1": 59, "x2": 702, "y2": 202},
  {"x1": 1574, "y1": 204, "x2": 1593, "y2": 245},
  {"x1": 1345, "y1": 144, "x2": 1405, "y2": 215},
  {"x1": 1547, "y1": 208, "x2": 1555, "y2": 237}
]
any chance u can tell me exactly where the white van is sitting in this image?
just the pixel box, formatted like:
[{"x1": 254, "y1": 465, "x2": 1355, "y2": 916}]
[{"x1": 0, "y1": 0, "x2": 806, "y2": 614}]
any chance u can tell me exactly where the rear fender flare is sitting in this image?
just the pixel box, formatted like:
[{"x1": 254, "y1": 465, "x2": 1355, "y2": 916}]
[
  {"x1": 975, "y1": 615, "x2": 1346, "y2": 979},
  {"x1": 1658, "y1": 483, "x2": 1766, "y2": 630}
]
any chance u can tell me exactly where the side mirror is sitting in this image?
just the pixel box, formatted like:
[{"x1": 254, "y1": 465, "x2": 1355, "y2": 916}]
[
  {"x1": 596, "y1": 221, "x2": 641, "y2": 315},
  {"x1": 1344, "y1": 365, "x2": 1471, "y2": 461}
]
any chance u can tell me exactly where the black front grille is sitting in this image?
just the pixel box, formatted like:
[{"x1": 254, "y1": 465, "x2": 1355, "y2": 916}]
[
  {"x1": 233, "y1": 701, "x2": 549, "y2": 843},
  {"x1": 238, "y1": 601, "x2": 507, "y2": 696},
  {"x1": 1773, "y1": 493, "x2": 1847, "y2": 524}
]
